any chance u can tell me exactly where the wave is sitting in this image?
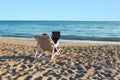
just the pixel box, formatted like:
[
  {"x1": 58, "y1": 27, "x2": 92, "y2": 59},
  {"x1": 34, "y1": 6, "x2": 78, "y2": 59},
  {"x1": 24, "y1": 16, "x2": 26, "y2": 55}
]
[
  {"x1": 61, "y1": 35, "x2": 120, "y2": 42},
  {"x1": 0, "y1": 33, "x2": 33, "y2": 38},
  {"x1": 0, "y1": 34, "x2": 120, "y2": 42}
]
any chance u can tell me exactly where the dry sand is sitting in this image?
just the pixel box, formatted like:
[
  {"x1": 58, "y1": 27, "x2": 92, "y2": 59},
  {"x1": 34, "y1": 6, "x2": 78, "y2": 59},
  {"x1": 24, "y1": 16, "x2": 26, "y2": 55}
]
[{"x1": 0, "y1": 38, "x2": 120, "y2": 80}]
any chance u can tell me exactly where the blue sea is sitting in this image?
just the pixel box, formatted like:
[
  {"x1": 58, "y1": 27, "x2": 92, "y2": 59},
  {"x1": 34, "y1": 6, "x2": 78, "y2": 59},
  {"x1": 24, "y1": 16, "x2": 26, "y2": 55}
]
[{"x1": 0, "y1": 21, "x2": 120, "y2": 42}]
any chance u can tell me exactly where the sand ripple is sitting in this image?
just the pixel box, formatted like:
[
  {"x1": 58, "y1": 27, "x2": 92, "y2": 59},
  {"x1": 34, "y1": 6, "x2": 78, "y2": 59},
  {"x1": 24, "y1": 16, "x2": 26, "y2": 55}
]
[{"x1": 0, "y1": 43, "x2": 120, "y2": 79}]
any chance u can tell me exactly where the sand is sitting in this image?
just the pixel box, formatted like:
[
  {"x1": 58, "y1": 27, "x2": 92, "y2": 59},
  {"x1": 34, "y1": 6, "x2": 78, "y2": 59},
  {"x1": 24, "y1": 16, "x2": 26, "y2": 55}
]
[{"x1": 0, "y1": 38, "x2": 120, "y2": 80}]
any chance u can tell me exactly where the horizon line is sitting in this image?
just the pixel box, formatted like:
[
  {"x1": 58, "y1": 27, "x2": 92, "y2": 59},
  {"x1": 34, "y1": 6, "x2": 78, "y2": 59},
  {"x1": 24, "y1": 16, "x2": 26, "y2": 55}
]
[{"x1": 0, "y1": 20, "x2": 120, "y2": 22}]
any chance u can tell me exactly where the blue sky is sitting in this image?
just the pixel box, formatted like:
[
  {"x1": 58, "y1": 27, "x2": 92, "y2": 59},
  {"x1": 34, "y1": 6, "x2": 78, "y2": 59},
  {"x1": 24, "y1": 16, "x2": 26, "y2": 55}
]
[{"x1": 0, "y1": 0, "x2": 120, "y2": 21}]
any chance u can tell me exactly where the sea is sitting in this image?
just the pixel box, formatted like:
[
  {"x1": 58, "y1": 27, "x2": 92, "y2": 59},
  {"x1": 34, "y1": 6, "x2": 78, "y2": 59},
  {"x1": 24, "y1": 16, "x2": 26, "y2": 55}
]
[{"x1": 0, "y1": 21, "x2": 120, "y2": 43}]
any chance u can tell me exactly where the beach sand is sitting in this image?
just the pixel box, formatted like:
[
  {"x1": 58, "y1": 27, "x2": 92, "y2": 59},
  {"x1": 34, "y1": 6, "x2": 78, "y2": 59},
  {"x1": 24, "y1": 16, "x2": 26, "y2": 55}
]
[{"x1": 0, "y1": 38, "x2": 120, "y2": 80}]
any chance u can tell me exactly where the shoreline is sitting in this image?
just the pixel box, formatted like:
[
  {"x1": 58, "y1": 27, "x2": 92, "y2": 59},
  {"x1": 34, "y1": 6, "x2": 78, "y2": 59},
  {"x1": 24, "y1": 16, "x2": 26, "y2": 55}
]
[
  {"x1": 0, "y1": 37, "x2": 120, "y2": 44},
  {"x1": 0, "y1": 38, "x2": 120, "y2": 47},
  {"x1": 0, "y1": 37, "x2": 120, "y2": 47}
]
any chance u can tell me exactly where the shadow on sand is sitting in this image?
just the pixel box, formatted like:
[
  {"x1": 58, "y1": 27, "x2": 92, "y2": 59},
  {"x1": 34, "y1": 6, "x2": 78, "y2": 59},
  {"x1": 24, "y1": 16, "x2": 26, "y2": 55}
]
[{"x1": 0, "y1": 55, "x2": 34, "y2": 61}]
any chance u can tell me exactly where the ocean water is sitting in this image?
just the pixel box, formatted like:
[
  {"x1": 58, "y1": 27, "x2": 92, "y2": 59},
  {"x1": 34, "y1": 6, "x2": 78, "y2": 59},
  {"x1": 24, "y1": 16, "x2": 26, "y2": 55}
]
[{"x1": 0, "y1": 21, "x2": 120, "y2": 42}]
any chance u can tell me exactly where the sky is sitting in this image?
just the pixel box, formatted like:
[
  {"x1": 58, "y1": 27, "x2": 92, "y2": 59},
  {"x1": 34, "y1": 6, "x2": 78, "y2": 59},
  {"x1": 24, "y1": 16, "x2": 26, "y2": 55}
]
[{"x1": 0, "y1": 0, "x2": 120, "y2": 21}]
